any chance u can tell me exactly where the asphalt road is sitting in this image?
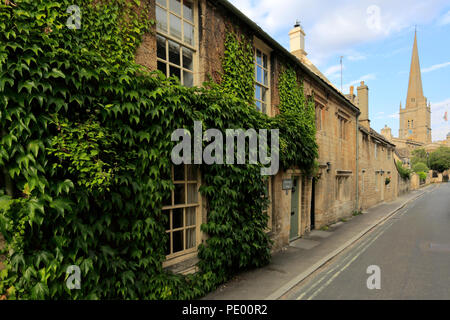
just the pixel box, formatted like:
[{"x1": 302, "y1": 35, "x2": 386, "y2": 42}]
[{"x1": 286, "y1": 183, "x2": 450, "y2": 300}]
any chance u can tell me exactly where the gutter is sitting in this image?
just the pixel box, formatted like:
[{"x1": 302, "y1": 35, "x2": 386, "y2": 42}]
[{"x1": 214, "y1": 0, "x2": 361, "y2": 117}]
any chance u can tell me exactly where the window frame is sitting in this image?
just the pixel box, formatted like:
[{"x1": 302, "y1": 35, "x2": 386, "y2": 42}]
[
  {"x1": 162, "y1": 165, "x2": 202, "y2": 267},
  {"x1": 253, "y1": 37, "x2": 272, "y2": 116},
  {"x1": 315, "y1": 102, "x2": 324, "y2": 131},
  {"x1": 156, "y1": 0, "x2": 199, "y2": 87}
]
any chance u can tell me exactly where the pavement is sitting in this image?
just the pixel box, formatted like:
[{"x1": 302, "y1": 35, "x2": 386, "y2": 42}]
[{"x1": 204, "y1": 183, "x2": 440, "y2": 300}]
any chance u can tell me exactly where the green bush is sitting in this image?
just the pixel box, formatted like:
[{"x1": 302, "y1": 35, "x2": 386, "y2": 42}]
[
  {"x1": 396, "y1": 161, "x2": 411, "y2": 180},
  {"x1": 0, "y1": 0, "x2": 317, "y2": 299},
  {"x1": 412, "y1": 162, "x2": 429, "y2": 174},
  {"x1": 429, "y1": 147, "x2": 450, "y2": 173},
  {"x1": 417, "y1": 172, "x2": 427, "y2": 181}
]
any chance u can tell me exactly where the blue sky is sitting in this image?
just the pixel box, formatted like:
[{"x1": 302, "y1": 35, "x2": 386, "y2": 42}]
[{"x1": 229, "y1": 0, "x2": 450, "y2": 141}]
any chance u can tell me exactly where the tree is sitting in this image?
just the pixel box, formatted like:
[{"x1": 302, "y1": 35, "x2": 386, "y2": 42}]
[
  {"x1": 412, "y1": 162, "x2": 429, "y2": 173},
  {"x1": 429, "y1": 147, "x2": 450, "y2": 173},
  {"x1": 396, "y1": 161, "x2": 411, "y2": 180},
  {"x1": 411, "y1": 148, "x2": 428, "y2": 166}
]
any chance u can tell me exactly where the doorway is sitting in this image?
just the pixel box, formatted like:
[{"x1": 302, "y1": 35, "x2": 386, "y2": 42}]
[
  {"x1": 310, "y1": 179, "x2": 315, "y2": 230},
  {"x1": 290, "y1": 177, "x2": 301, "y2": 240}
]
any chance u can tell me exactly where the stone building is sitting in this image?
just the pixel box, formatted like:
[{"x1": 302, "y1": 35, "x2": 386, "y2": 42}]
[
  {"x1": 135, "y1": 0, "x2": 418, "y2": 274},
  {"x1": 135, "y1": 0, "x2": 363, "y2": 270},
  {"x1": 399, "y1": 31, "x2": 432, "y2": 144},
  {"x1": 288, "y1": 25, "x2": 360, "y2": 229},
  {"x1": 347, "y1": 83, "x2": 398, "y2": 210},
  {"x1": 382, "y1": 31, "x2": 446, "y2": 158}
]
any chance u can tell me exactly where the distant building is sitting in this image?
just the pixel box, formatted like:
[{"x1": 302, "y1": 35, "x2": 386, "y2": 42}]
[{"x1": 381, "y1": 31, "x2": 447, "y2": 156}]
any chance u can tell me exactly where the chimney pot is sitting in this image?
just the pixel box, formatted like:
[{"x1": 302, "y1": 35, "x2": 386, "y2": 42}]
[{"x1": 350, "y1": 86, "x2": 354, "y2": 95}]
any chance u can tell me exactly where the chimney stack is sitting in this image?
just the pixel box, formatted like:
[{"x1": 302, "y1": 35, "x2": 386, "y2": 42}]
[
  {"x1": 289, "y1": 21, "x2": 307, "y2": 60},
  {"x1": 357, "y1": 81, "x2": 370, "y2": 129}
]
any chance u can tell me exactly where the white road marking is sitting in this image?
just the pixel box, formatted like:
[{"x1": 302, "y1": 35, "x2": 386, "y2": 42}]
[{"x1": 297, "y1": 220, "x2": 393, "y2": 300}]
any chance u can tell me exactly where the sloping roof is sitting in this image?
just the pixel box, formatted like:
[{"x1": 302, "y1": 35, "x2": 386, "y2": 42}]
[
  {"x1": 395, "y1": 148, "x2": 410, "y2": 159},
  {"x1": 359, "y1": 126, "x2": 396, "y2": 148},
  {"x1": 214, "y1": 0, "x2": 360, "y2": 116}
]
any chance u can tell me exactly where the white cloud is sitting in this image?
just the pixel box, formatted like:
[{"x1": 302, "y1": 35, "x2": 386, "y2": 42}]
[
  {"x1": 347, "y1": 53, "x2": 367, "y2": 61},
  {"x1": 438, "y1": 10, "x2": 450, "y2": 25},
  {"x1": 422, "y1": 61, "x2": 450, "y2": 73},
  {"x1": 324, "y1": 64, "x2": 343, "y2": 78},
  {"x1": 431, "y1": 98, "x2": 450, "y2": 141},
  {"x1": 388, "y1": 113, "x2": 400, "y2": 119},
  {"x1": 343, "y1": 73, "x2": 376, "y2": 89},
  {"x1": 229, "y1": 0, "x2": 449, "y2": 66}
]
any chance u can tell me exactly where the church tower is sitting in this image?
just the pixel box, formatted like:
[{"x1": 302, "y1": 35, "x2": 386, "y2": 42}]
[{"x1": 399, "y1": 30, "x2": 432, "y2": 144}]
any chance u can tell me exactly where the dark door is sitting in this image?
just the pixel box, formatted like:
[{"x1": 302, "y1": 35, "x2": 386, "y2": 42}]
[
  {"x1": 290, "y1": 177, "x2": 300, "y2": 240},
  {"x1": 310, "y1": 179, "x2": 315, "y2": 230}
]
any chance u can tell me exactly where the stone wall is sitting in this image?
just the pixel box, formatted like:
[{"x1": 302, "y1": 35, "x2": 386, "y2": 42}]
[
  {"x1": 311, "y1": 87, "x2": 359, "y2": 228},
  {"x1": 358, "y1": 129, "x2": 398, "y2": 211}
]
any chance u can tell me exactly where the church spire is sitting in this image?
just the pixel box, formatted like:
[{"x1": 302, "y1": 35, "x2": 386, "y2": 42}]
[{"x1": 406, "y1": 29, "x2": 424, "y2": 106}]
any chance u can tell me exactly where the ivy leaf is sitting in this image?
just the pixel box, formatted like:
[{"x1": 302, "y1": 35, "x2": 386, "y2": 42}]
[{"x1": 31, "y1": 283, "x2": 49, "y2": 300}]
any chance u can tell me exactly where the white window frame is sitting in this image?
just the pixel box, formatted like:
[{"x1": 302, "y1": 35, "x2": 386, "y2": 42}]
[
  {"x1": 254, "y1": 37, "x2": 272, "y2": 116},
  {"x1": 155, "y1": 0, "x2": 199, "y2": 87},
  {"x1": 162, "y1": 165, "x2": 202, "y2": 267}
]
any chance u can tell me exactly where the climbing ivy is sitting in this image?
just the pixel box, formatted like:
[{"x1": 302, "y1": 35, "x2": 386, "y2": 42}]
[
  {"x1": 0, "y1": 0, "x2": 316, "y2": 300},
  {"x1": 276, "y1": 67, "x2": 318, "y2": 172},
  {"x1": 219, "y1": 32, "x2": 255, "y2": 105}
]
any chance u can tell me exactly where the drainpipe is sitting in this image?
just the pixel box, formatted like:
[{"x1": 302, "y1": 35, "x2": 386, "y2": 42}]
[{"x1": 355, "y1": 114, "x2": 360, "y2": 211}]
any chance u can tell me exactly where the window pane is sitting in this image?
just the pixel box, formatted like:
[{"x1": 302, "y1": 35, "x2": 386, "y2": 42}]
[
  {"x1": 184, "y1": 22, "x2": 194, "y2": 46},
  {"x1": 163, "y1": 210, "x2": 170, "y2": 230},
  {"x1": 182, "y1": 47, "x2": 193, "y2": 70},
  {"x1": 156, "y1": 6, "x2": 168, "y2": 33},
  {"x1": 157, "y1": 35, "x2": 166, "y2": 60},
  {"x1": 173, "y1": 230, "x2": 183, "y2": 253},
  {"x1": 187, "y1": 183, "x2": 198, "y2": 203},
  {"x1": 173, "y1": 208, "x2": 183, "y2": 229},
  {"x1": 261, "y1": 87, "x2": 267, "y2": 102},
  {"x1": 163, "y1": 191, "x2": 172, "y2": 207},
  {"x1": 264, "y1": 70, "x2": 268, "y2": 86},
  {"x1": 187, "y1": 165, "x2": 197, "y2": 180},
  {"x1": 256, "y1": 66, "x2": 262, "y2": 83},
  {"x1": 256, "y1": 101, "x2": 262, "y2": 112},
  {"x1": 169, "y1": 14, "x2": 182, "y2": 40},
  {"x1": 174, "y1": 183, "x2": 185, "y2": 205},
  {"x1": 174, "y1": 165, "x2": 185, "y2": 181},
  {"x1": 170, "y1": 66, "x2": 181, "y2": 80},
  {"x1": 156, "y1": 0, "x2": 167, "y2": 7},
  {"x1": 263, "y1": 53, "x2": 268, "y2": 68},
  {"x1": 170, "y1": 0, "x2": 181, "y2": 15},
  {"x1": 183, "y1": 71, "x2": 193, "y2": 87},
  {"x1": 255, "y1": 85, "x2": 261, "y2": 100},
  {"x1": 183, "y1": 0, "x2": 193, "y2": 22},
  {"x1": 186, "y1": 228, "x2": 196, "y2": 249},
  {"x1": 157, "y1": 61, "x2": 167, "y2": 75},
  {"x1": 256, "y1": 50, "x2": 262, "y2": 66},
  {"x1": 262, "y1": 103, "x2": 267, "y2": 114},
  {"x1": 168, "y1": 40, "x2": 180, "y2": 65},
  {"x1": 186, "y1": 207, "x2": 196, "y2": 226}
]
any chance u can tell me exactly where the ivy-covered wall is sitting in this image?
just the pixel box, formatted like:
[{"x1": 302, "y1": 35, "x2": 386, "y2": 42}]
[{"x1": 0, "y1": 0, "x2": 318, "y2": 300}]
